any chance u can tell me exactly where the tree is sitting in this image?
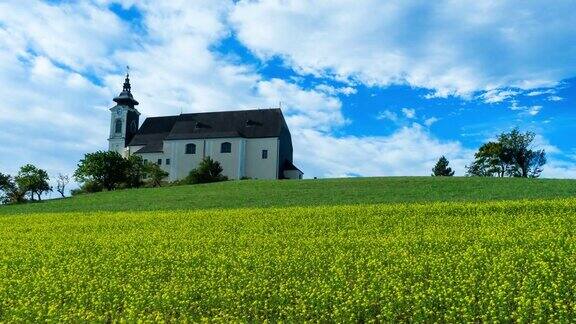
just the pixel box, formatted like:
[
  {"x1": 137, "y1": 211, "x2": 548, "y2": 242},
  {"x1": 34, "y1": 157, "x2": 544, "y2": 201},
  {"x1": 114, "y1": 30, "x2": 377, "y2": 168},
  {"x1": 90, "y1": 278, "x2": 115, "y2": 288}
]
[
  {"x1": 0, "y1": 172, "x2": 26, "y2": 204},
  {"x1": 467, "y1": 128, "x2": 546, "y2": 178},
  {"x1": 15, "y1": 164, "x2": 51, "y2": 201},
  {"x1": 466, "y1": 142, "x2": 507, "y2": 177},
  {"x1": 125, "y1": 155, "x2": 148, "y2": 188},
  {"x1": 74, "y1": 151, "x2": 129, "y2": 191},
  {"x1": 56, "y1": 174, "x2": 70, "y2": 198},
  {"x1": 498, "y1": 128, "x2": 546, "y2": 178},
  {"x1": 432, "y1": 156, "x2": 455, "y2": 176},
  {"x1": 184, "y1": 157, "x2": 228, "y2": 184},
  {"x1": 0, "y1": 172, "x2": 12, "y2": 204},
  {"x1": 145, "y1": 162, "x2": 169, "y2": 187}
]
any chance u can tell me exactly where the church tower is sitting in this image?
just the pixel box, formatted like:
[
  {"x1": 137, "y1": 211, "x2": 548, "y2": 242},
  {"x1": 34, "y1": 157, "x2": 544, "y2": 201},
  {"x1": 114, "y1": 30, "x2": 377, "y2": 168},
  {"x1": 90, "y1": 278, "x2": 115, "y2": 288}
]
[{"x1": 108, "y1": 71, "x2": 140, "y2": 155}]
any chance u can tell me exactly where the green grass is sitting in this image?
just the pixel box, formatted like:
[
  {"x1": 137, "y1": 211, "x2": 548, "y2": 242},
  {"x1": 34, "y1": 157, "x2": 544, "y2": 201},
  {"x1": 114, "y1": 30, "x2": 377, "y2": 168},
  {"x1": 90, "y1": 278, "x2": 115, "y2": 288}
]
[
  {"x1": 1, "y1": 199, "x2": 575, "y2": 321},
  {"x1": 2, "y1": 176, "x2": 576, "y2": 214}
]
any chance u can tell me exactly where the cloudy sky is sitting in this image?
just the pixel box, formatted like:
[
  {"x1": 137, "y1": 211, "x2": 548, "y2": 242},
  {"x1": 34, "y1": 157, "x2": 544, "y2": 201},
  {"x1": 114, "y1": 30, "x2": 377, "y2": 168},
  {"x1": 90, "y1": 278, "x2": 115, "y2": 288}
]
[{"x1": 0, "y1": 0, "x2": 575, "y2": 188}]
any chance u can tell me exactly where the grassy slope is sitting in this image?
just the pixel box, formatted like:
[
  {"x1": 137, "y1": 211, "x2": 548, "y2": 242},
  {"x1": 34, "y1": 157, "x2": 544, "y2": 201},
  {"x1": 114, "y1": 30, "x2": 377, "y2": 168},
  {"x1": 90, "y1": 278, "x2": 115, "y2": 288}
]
[{"x1": 2, "y1": 176, "x2": 576, "y2": 215}]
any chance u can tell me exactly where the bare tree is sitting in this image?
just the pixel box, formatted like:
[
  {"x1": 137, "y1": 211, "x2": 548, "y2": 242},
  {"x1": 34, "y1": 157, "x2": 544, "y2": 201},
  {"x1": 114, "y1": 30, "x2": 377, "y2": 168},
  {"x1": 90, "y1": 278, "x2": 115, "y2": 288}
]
[{"x1": 56, "y1": 173, "x2": 70, "y2": 198}]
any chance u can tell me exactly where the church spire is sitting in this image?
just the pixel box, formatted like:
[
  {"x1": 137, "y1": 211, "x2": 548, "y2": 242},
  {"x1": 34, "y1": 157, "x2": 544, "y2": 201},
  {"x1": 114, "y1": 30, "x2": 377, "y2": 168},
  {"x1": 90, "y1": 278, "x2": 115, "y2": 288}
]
[
  {"x1": 113, "y1": 66, "x2": 139, "y2": 107},
  {"x1": 123, "y1": 71, "x2": 131, "y2": 93}
]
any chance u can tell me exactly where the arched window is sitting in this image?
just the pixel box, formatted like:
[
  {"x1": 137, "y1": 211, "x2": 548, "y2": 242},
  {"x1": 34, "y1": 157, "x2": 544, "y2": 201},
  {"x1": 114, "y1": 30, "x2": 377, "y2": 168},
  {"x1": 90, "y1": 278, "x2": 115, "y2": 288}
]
[
  {"x1": 220, "y1": 142, "x2": 231, "y2": 153},
  {"x1": 115, "y1": 119, "x2": 122, "y2": 134},
  {"x1": 185, "y1": 143, "x2": 196, "y2": 154},
  {"x1": 130, "y1": 120, "x2": 138, "y2": 133}
]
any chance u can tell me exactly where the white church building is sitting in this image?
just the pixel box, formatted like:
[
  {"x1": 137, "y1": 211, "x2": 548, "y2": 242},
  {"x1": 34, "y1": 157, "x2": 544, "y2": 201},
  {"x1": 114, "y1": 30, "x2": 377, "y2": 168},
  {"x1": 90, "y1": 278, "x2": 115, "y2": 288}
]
[{"x1": 108, "y1": 74, "x2": 303, "y2": 181}]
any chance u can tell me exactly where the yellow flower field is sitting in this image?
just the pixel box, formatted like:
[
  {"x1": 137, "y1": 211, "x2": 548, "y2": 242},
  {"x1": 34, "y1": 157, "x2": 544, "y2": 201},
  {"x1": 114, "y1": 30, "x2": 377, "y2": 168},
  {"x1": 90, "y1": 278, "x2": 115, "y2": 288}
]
[{"x1": 1, "y1": 199, "x2": 575, "y2": 321}]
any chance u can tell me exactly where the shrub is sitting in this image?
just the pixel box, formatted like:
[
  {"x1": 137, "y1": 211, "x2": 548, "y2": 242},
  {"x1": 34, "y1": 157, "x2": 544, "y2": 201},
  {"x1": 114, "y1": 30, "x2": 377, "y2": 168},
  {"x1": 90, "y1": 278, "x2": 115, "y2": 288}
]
[
  {"x1": 184, "y1": 157, "x2": 228, "y2": 184},
  {"x1": 145, "y1": 162, "x2": 169, "y2": 187},
  {"x1": 71, "y1": 180, "x2": 104, "y2": 196}
]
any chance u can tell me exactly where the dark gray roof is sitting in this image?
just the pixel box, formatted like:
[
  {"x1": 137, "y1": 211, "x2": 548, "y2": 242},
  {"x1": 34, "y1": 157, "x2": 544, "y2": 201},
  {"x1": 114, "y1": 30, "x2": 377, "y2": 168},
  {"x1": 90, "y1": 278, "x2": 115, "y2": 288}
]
[
  {"x1": 134, "y1": 142, "x2": 164, "y2": 153},
  {"x1": 128, "y1": 109, "x2": 288, "y2": 151},
  {"x1": 284, "y1": 160, "x2": 303, "y2": 172}
]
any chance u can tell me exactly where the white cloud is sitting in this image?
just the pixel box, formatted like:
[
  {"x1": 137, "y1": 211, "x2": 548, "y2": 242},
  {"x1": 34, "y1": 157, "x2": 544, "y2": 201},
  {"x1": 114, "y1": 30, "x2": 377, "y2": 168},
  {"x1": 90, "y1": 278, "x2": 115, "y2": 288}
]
[
  {"x1": 527, "y1": 106, "x2": 542, "y2": 116},
  {"x1": 256, "y1": 79, "x2": 346, "y2": 131},
  {"x1": 548, "y1": 95, "x2": 563, "y2": 102},
  {"x1": 295, "y1": 125, "x2": 472, "y2": 178},
  {"x1": 376, "y1": 110, "x2": 398, "y2": 122},
  {"x1": 314, "y1": 84, "x2": 357, "y2": 96},
  {"x1": 0, "y1": 1, "x2": 130, "y2": 72},
  {"x1": 231, "y1": 0, "x2": 576, "y2": 97},
  {"x1": 526, "y1": 89, "x2": 556, "y2": 97},
  {"x1": 401, "y1": 108, "x2": 416, "y2": 119},
  {"x1": 509, "y1": 102, "x2": 542, "y2": 116},
  {"x1": 479, "y1": 89, "x2": 519, "y2": 103},
  {"x1": 424, "y1": 117, "x2": 439, "y2": 127},
  {"x1": 541, "y1": 159, "x2": 576, "y2": 179}
]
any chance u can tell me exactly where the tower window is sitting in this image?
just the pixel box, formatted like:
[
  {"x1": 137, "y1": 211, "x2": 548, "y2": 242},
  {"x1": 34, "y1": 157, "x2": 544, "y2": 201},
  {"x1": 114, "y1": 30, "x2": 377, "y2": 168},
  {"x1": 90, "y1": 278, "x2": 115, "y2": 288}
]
[
  {"x1": 185, "y1": 143, "x2": 196, "y2": 154},
  {"x1": 115, "y1": 119, "x2": 122, "y2": 134},
  {"x1": 220, "y1": 142, "x2": 231, "y2": 153},
  {"x1": 262, "y1": 150, "x2": 268, "y2": 159}
]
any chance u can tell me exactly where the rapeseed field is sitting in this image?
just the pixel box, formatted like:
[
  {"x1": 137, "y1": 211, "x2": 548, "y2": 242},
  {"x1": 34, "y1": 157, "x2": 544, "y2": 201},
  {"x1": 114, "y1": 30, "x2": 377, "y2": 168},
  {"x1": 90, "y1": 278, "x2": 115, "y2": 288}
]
[{"x1": 1, "y1": 198, "x2": 575, "y2": 321}]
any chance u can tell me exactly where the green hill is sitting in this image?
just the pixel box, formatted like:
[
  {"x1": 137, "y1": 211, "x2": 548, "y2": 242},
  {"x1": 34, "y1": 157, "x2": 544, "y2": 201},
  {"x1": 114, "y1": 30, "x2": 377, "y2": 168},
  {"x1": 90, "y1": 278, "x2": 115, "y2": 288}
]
[
  {"x1": 2, "y1": 176, "x2": 576, "y2": 215},
  {"x1": 2, "y1": 177, "x2": 576, "y2": 321}
]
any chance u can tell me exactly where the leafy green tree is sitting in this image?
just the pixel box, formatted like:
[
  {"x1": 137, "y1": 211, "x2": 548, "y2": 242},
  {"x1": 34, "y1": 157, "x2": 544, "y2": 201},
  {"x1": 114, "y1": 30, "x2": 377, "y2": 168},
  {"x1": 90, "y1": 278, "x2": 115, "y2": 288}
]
[
  {"x1": 74, "y1": 151, "x2": 129, "y2": 191},
  {"x1": 0, "y1": 172, "x2": 27, "y2": 204},
  {"x1": 466, "y1": 142, "x2": 507, "y2": 177},
  {"x1": 467, "y1": 128, "x2": 546, "y2": 178},
  {"x1": 15, "y1": 164, "x2": 51, "y2": 201},
  {"x1": 498, "y1": 128, "x2": 546, "y2": 178},
  {"x1": 125, "y1": 155, "x2": 148, "y2": 188},
  {"x1": 0, "y1": 172, "x2": 12, "y2": 204},
  {"x1": 185, "y1": 157, "x2": 228, "y2": 184},
  {"x1": 432, "y1": 156, "x2": 455, "y2": 176},
  {"x1": 145, "y1": 162, "x2": 169, "y2": 187}
]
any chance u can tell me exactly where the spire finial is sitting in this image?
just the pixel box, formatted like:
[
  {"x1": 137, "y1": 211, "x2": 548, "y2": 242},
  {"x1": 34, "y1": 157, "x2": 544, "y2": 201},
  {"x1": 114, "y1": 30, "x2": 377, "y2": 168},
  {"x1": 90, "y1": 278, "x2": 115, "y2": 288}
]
[{"x1": 123, "y1": 66, "x2": 131, "y2": 93}]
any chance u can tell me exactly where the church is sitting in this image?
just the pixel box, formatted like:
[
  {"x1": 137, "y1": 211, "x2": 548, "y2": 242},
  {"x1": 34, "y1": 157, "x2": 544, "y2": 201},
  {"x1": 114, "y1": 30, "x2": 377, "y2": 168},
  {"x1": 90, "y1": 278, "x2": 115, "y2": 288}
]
[{"x1": 108, "y1": 73, "x2": 303, "y2": 181}]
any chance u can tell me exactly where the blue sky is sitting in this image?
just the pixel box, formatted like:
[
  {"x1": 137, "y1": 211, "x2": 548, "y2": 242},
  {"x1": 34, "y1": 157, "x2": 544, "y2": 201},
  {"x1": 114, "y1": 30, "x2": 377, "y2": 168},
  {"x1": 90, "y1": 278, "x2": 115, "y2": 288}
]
[{"x1": 0, "y1": 0, "x2": 575, "y2": 189}]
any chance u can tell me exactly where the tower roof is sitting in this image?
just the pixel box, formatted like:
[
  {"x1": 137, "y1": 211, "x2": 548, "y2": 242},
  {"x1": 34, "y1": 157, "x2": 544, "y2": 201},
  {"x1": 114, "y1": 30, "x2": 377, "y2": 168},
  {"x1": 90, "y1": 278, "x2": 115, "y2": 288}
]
[{"x1": 113, "y1": 72, "x2": 139, "y2": 106}]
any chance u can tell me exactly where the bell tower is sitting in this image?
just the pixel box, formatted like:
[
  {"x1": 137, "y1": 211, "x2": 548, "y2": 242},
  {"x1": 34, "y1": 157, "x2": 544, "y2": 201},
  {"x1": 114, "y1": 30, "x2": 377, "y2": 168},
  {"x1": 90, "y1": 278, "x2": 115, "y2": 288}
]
[{"x1": 108, "y1": 69, "x2": 140, "y2": 155}]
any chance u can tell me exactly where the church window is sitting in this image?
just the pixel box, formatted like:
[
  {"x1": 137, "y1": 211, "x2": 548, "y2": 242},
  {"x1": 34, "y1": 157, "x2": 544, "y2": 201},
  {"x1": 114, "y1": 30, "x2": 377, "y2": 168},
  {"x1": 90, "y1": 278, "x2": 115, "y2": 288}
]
[
  {"x1": 115, "y1": 119, "x2": 122, "y2": 134},
  {"x1": 157, "y1": 159, "x2": 162, "y2": 165},
  {"x1": 166, "y1": 159, "x2": 171, "y2": 165},
  {"x1": 185, "y1": 143, "x2": 196, "y2": 154},
  {"x1": 262, "y1": 150, "x2": 268, "y2": 159},
  {"x1": 221, "y1": 142, "x2": 232, "y2": 153}
]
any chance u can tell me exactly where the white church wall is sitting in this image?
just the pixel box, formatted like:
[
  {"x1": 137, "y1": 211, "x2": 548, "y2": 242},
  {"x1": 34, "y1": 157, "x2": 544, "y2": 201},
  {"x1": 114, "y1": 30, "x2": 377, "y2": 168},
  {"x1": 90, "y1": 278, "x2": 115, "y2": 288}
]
[
  {"x1": 160, "y1": 137, "x2": 279, "y2": 181},
  {"x1": 109, "y1": 138, "x2": 125, "y2": 156},
  {"x1": 204, "y1": 137, "x2": 245, "y2": 180},
  {"x1": 244, "y1": 137, "x2": 279, "y2": 180},
  {"x1": 135, "y1": 152, "x2": 170, "y2": 173},
  {"x1": 165, "y1": 139, "x2": 206, "y2": 181}
]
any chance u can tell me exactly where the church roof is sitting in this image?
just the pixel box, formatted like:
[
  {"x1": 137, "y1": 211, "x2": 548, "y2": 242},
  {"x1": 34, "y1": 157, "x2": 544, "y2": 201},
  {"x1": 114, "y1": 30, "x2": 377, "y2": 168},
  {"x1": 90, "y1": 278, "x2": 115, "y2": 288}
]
[{"x1": 128, "y1": 108, "x2": 288, "y2": 152}]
